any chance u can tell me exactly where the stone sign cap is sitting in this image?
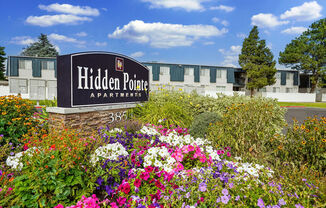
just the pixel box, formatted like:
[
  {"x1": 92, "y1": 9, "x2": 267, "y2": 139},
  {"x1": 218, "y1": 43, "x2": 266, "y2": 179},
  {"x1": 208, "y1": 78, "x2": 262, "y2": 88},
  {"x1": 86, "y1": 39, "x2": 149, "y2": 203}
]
[{"x1": 57, "y1": 51, "x2": 150, "y2": 107}]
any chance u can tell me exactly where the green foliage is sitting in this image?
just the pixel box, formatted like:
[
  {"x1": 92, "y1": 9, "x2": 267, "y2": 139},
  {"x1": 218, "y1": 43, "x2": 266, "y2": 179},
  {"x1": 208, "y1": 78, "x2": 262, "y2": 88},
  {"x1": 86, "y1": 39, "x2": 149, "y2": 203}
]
[
  {"x1": 275, "y1": 116, "x2": 326, "y2": 174},
  {"x1": 207, "y1": 98, "x2": 286, "y2": 162},
  {"x1": 9, "y1": 129, "x2": 99, "y2": 207},
  {"x1": 32, "y1": 99, "x2": 57, "y2": 107},
  {"x1": 0, "y1": 46, "x2": 6, "y2": 80},
  {"x1": 132, "y1": 90, "x2": 284, "y2": 130},
  {"x1": 21, "y1": 34, "x2": 59, "y2": 57},
  {"x1": 239, "y1": 26, "x2": 277, "y2": 96},
  {"x1": 279, "y1": 18, "x2": 326, "y2": 92},
  {"x1": 0, "y1": 95, "x2": 40, "y2": 147},
  {"x1": 189, "y1": 112, "x2": 221, "y2": 138},
  {"x1": 132, "y1": 91, "x2": 193, "y2": 128}
]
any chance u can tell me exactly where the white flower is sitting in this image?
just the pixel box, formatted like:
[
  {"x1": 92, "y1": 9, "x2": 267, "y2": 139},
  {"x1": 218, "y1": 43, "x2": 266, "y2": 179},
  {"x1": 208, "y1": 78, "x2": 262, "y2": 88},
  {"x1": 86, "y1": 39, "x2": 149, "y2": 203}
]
[
  {"x1": 90, "y1": 142, "x2": 128, "y2": 166},
  {"x1": 140, "y1": 126, "x2": 160, "y2": 135},
  {"x1": 6, "y1": 147, "x2": 36, "y2": 171},
  {"x1": 109, "y1": 128, "x2": 123, "y2": 133}
]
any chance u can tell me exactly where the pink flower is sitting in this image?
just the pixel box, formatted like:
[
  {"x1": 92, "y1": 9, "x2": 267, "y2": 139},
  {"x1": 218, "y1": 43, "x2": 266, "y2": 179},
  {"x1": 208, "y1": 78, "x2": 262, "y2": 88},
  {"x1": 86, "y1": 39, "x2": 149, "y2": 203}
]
[
  {"x1": 145, "y1": 166, "x2": 154, "y2": 173},
  {"x1": 175, "y1": 162, "x2": 184, "y2": 171},
  {"x1": 188, "y1": 145, "x2": 195, "y2": 152},
  {"x1": 227, "y1": 152, "x2": 231, "y2": 157},
  {"x1": 110, "y1": 202, "x2": 119, "y2": 208},
  {"x1": 140, "y1": 172, "x2": 150, "y2": 181},
  {"x1": 134, "y1": 179, "x2": 142, "y2": 188},
  {"x1": 121, "y1": 183, "x2": 131, "y2": 194},
  {"x1": 199, "y1": 156, "x2": 206, "y2": 163},
  {"x1": 54, "y1": 205, "x2": 64, "y2": 208},
  {"x1": 117, "y1": 197, "x2": 126, "y2": 207},
  {"x1": 8, "y1": 187, "x2": 13, "y2": 191},
  {"x1": 137, "y1": 150, "x2": 144, "y2": 155}
]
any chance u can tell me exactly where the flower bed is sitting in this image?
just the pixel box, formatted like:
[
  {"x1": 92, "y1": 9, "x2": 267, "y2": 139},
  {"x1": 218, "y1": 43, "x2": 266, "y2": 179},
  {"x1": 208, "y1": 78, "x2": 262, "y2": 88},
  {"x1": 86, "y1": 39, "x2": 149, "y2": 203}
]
[{"x1": 1, "y1": 125, "x2": 323, "y2": 207}]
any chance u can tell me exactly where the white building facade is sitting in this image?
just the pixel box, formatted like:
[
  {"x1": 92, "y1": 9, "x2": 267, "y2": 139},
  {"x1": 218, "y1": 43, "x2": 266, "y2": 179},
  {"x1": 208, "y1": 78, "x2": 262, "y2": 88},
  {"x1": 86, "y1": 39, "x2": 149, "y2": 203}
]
[{"x1": 5, "y1": 56, "x2": 300, "y2": 100}]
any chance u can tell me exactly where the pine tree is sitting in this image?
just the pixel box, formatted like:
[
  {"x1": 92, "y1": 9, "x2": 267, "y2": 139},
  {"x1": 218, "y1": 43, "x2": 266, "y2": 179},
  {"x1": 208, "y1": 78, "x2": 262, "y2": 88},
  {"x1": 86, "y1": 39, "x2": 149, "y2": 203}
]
[
  {"x1": 21, "y1": 34, "x2": 59, "y2": 57},
  {"x1": 239, "y1": 26, "x2": 277, "y2": 96},
  {"x1": 0, "y1": 46, "x2": 6, "y2": 80},
  {"x1": 279, "y1": 18, "x2": 326, "y2": 93}
]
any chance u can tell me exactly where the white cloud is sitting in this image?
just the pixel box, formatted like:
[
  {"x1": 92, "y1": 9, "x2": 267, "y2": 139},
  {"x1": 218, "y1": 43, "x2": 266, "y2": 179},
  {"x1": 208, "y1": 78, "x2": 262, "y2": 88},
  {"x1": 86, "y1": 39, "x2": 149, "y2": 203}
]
[
  {"x1": 237, "y1": 33, "x2": 246, "y2": 39},
  {"x1": 251, "y1": 13, "x2": 289, "y2": 28},
  {"x1": 76, "y1": 32, "x2": 87, "y2": 37},
  {"x1": 95, "y1": 41, "x2": 107, "y2": 46},
  {"x1": 221, "y1": 20, "x2": 229, "y2": 26},
  {"x1": 203, "y1": 41, "x2": 215, "y2": 45},
  {"x1": 210, "y1": 5, "x2": 235, "y2": 12},
  {"x1": 211, "y1": 18, "x2": 229, "y2": 26},
  {"x1": 10, "y1": 36, "x2": 36, "y2": 45},
  {"x1": 219, "y1": 45, "x2": 241, "y2": 67},
  {"x1": 130, "y1": 51, "x2": 145, "y2": 58},
  {"x1": 281, "y1": 26, "x2": 307, "y2": 35},
  {"x1": 212, "y1": 17, "x2": 219, "y2": 23},
  {"x1": 48, "y1": 33, "x2": 86, "y2": 45},
  {"x1": 26, "y1": 14, "x2": 92, "y2": 27},
  {"x1": 141, "y1": 0, "x2": 208, "y2": 11},
  {"x1": 39, "y1": 3, "x2": 100, "y2": 16},
  {"x1": 280, "y1": 1, "x2": 322, "y2": 21},
  {"x1": 109, "y1": 20, "x2": 227, "y2": 48}
]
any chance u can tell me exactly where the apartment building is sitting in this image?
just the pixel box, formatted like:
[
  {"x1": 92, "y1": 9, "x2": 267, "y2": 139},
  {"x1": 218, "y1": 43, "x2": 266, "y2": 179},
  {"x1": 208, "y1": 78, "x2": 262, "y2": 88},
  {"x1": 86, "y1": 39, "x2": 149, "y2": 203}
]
[{"x1": 5, "y1": 56, "x2": 300, "y2": 100}]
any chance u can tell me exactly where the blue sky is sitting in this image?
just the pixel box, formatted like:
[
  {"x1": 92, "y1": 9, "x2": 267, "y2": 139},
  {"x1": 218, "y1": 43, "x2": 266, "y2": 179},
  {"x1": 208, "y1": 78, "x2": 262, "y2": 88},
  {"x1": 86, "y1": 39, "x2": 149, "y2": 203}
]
[{"x1": 0, "y1": 0, "x2": 325, "y2": 68}]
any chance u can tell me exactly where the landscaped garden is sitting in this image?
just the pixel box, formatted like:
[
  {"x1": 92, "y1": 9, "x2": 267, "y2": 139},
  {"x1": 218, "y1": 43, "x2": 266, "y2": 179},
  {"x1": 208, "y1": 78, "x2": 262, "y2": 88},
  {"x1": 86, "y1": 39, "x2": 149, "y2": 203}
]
[{"x1": 0, "y1": 92, "x2": 325, "y2": 208}]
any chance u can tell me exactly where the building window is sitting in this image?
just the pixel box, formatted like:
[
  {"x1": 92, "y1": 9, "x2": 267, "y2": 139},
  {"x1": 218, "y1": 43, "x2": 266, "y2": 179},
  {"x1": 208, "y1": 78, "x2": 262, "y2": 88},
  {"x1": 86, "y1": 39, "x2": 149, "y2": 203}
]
[
  {"x1": 200, "y1": 68, "x2": 208, "y2": 76},
  {"x1": 184, "y1": 68, "x2": 194, "y2": 76},
  {"x1": 159, "y1": 66, "x2": 169, "y2": 75},
  {"x1": 259, "y1": 87, "x2": 266, "y2": 92},
  {"x1": 10, "y1": 79, "x2": 28, "y2": 93},
  {"x1": 216, "y1": 70, "x2": 222, "y2": 79},
  {"x1": 18, "y1": 60, "x2": 32, "y2": 70},
  {"x1": 286, "y1": 88, "x2": 293, "y2": 93},
  {"x1": 216, "y1": 86, "x2": 226, "y2": 91},
  {"x1": 273, "y1": 87, "x2": 280, "y2": 93},
  {"x1": 286, "y1": 72, "x2": 291, "y2": 79},
  {"x1": 41, "y1": 61, "x2": 55, "y2": 70}
]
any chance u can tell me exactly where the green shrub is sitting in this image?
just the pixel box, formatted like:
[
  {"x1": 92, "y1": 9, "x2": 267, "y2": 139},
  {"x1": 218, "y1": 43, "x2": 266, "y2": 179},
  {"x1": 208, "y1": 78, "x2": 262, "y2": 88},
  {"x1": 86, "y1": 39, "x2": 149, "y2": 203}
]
[
  {"x1": 132, "y1": 93, "x2": 193, "y2": 128},
  {"x1": 275, "y1": 116, "x2": 326, "y2": 174},
  {"x1": 189, "y1": 112, "x2": 221, "y2": 138},
  {"x1": 132, "y1": 90, "x2": 284, "y2": 129},
  {"x1": 7, "y1": 129, "x2": 100, "y2": 207},
  {"x1": 31, "y1": 99, "x2": 57, "y2": 107},
  {"x1": 0, "y1": 95, "x2": 40, "y2": 147},
  {"x1": 207, "y1": 99, "x2": 286, "y2": 162}
]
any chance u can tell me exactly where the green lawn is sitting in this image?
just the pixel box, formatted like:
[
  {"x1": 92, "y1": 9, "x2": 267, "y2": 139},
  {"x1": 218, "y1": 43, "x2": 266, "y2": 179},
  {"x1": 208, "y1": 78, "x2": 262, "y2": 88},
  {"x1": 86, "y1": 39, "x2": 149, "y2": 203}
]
[{"x1": 278, "y1": 102, "x2": 326, "y2": 108}]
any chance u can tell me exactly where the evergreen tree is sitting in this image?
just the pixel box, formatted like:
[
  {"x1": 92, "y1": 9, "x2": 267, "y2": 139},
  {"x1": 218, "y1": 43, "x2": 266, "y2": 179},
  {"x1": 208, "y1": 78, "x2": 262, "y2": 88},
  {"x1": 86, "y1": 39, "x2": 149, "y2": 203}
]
[
  {"x1": 239, "y1": 26, "x2": 277, "y2": 96},
  {"x1": 279, "y1": 18, "x2": 326, "y2": 93},
  {"x1": 21, "y1": 33, "x2": 59, "y2": 57},
  {"x1": 0, "y1": 46, "x2": 6, "y2": 80}
]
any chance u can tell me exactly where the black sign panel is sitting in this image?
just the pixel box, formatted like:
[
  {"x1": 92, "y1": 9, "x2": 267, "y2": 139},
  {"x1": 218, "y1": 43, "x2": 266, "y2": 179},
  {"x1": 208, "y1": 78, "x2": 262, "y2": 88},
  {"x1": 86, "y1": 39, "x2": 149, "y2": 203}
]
[{"x1": 57, "y1": 52, "x2": 149, "y2": 107}]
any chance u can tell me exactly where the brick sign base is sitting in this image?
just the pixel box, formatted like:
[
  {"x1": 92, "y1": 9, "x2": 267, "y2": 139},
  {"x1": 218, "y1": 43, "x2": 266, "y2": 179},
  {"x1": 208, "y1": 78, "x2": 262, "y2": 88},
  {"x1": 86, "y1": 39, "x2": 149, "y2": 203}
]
[{"x1": 47, "y1": 104, "x2": 137, "y2": 135}]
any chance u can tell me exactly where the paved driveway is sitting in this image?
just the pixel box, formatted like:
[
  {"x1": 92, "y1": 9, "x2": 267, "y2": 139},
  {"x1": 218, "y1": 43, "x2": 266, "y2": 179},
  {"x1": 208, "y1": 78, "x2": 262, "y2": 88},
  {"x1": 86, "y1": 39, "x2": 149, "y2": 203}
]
[{"x1": 284, "y1": 107, "x2": 326, "y2": 125}]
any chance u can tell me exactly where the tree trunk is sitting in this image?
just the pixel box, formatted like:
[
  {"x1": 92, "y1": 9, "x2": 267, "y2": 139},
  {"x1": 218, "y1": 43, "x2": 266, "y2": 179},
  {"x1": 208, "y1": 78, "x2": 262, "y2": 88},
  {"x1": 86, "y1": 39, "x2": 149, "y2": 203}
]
[
  {"x1": 250, "y1": 89, "x2": 254, "y2": 97},
  {"x1": 310, "y1": 83, "x2": 316, "y2": 93}
]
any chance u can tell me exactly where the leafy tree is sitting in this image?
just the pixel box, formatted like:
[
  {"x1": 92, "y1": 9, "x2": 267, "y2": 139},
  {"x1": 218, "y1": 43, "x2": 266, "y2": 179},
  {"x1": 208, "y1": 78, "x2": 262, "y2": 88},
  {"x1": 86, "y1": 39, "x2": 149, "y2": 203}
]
[
  {"x1": 279, "y1": 18, "x2": 326, "y2": 93},
  {"x1": 239, "y1": 26, "x2": 277, "y2": 96},
  {"x1": 21, "y1": 33, "x2": 59, "y2": 57},
  {"x1": 0, "y1": 46, "x2": 6, "y2": 80}
]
